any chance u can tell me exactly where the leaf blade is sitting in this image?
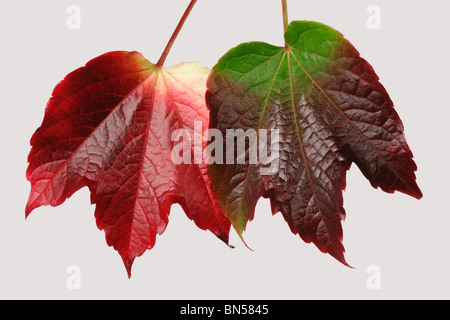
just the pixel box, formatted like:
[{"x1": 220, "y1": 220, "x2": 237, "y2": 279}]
[
  {"x1": 286, "y1": 21, "x2": 422, "y2": 199},
  {"x1": 26, "y1": 52, "x2": 230, "y2": 276},
  {"x1": 206, "y1": 21, "x2": 421, "y2": 265}
]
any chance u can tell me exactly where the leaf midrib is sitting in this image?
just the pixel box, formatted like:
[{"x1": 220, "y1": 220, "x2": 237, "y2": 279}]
[{"x1": 286, "y1": 50, "x2": 339, "y2": 251}]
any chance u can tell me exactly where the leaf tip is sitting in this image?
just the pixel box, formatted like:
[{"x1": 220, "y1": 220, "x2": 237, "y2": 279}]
[
  {"x1": 122, "y1": 256, "x2": 135, "y2": 279},
  {"x1": 328, "y1": 250, "x2": 352, "y2": 269},
  {"x1": 395, "y1": 181, "x2": 423, "y2": 200},
  {"x1": 340, "y1": 257, "x2": 353, "y2": 269},
  {"x1": 215, "y1": 230, "x2": 230, "y2": 246},
  {"x1": 24, "y1": 202, "x2": 35, "y2": 219},
  {"x1": 236, "y1": 231, "x2": 254, "y2": 252},
  {"x1": 411, "y1": 186, "x2": 423, "y2": 200}
]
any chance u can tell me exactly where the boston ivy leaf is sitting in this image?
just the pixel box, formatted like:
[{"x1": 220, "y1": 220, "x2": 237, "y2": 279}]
[
  {"x1": 206, "y1": 21, "x2": 422, "y2": 265},
  {"x1": 26, "y1": 51, "x2": 230, "y2": 277}
]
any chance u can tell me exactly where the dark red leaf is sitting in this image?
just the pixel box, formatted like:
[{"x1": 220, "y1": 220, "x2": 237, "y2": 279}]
[{"x1": 206, "y1": 21, "x2": 422, "y2": 265}]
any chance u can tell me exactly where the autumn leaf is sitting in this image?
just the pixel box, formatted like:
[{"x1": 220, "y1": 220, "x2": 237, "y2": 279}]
[
  {"x1": 25, "y1": 51, "x2": 230, "y2": 277},
  {"x1": 206, "y1": 21, "x2": 422, "y2": 265}
]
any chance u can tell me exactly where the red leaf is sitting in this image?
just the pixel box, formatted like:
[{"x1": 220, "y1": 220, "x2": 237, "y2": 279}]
[
  {"x1": 26, "y1": 51, "x2": 230, "y2": 276},
  {"x1": 206, "y1": 21, "x2": 422, "y2": 265}
]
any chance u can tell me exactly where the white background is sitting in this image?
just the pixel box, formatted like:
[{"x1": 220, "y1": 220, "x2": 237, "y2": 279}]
[{"x1": 0, "y1": 0, "x2": 448, "y2": 299}]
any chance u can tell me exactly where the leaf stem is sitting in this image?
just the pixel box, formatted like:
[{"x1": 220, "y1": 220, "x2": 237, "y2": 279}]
[
  {"x1": 157, "y1": 0, "x2": 198, "y2": 67},
  {"x1": 282, "y1": 0, "x2": 289, "y2": 48}
]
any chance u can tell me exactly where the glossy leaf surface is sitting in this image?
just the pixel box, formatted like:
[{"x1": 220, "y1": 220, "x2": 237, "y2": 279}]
[
  {"x1": 26, "y1": 51, "x2": 230, "y2": 276},
  {"x1": 206, "y1": 21, "x2": 422, "y2": 265}
]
